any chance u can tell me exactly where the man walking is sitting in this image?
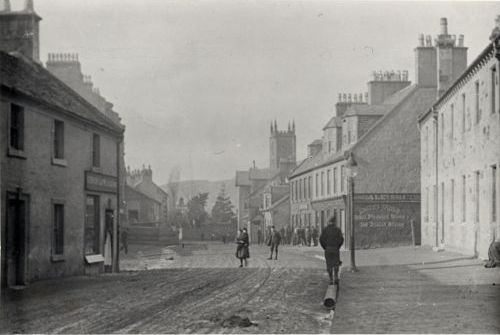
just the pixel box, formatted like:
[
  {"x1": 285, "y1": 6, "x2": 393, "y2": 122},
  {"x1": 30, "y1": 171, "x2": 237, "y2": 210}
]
[
  {"x1": 319, "y1": 215, "x2": 344, "y2": 285},
  {"x1": 267, "y1": 226, "x2": 281, "y2": 260}
]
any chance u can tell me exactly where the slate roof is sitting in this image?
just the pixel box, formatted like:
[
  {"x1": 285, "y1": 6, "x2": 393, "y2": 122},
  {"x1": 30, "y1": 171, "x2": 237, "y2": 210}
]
[
  {"x1": 249, "y1": 168, "x2": 279, "y2": 180},
  {"x1": 343, "y1": 104, "x2": 389, "y2": 117},
  {"x1": 323, "y1": 116, "x2": 342, "y2": 130},
  {"x1": 0, "y1": 51, "x2": 123, "y2": 135},
  {"x1": 290, "y1": 84, "x2": 422, "y2": 179},
  {"x1": 235, "y1": 171, "x2": 250, "y2": 186}
]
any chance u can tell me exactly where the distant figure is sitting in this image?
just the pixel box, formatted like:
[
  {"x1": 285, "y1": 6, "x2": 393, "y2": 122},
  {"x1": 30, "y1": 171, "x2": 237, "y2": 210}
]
[
  {"x1": 201, "y1": 232, "x2": 205, "y2": 241},
  {"x1": 236, "y1": 228, "x2": 250, "y2": 267},
  {"x1": 267, "y1": 226, "x2": 282, "y2": 260},
  {"x1": 211, "y1": 233, "x2": 215, "y2": 241},
  {"x1": 320, "y1": 216, "x2": 344, "y2": 285},
  {"x1": 222, "y1": 233, "x2": 227, "y2": 244},
  {"x1": 120, "y1": 227, "x2": 129, "y2": 254},
  {"x1": 257, "y1": 228, "x2": 263, "y2": 245},
  {"x1": 178, "y1": 227, "x2": 184, "y2": 248},
  {"x1": 311, "y1": 227, "x2": 319, "y2": 246},
  {"x1": 305, "y1": 227, "x2": 311, "y2": 246},
  {"x1": 280, "y1": 227, "x2": 286, "y2": 245}
]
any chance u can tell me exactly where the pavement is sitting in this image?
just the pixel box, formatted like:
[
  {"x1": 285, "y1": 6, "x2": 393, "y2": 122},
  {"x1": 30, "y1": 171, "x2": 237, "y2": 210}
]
[{"x1": 0, "y1": 242, "x2": 498, "y2": 334}]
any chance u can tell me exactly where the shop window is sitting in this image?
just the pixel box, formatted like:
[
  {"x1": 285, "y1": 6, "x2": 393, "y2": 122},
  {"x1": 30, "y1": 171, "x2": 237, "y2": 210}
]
[{"x1": 85, "y1": 195, "x2": 100, "y2": 255}]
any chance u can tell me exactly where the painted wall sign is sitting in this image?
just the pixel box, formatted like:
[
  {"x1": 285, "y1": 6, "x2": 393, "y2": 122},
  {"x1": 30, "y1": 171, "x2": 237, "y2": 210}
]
[
  {"x1": 85, "y1": 171, "x2": 118, "y2": 194},
  {"x1": 353, "y1": 194, "x2": 421, "y2": 248}
]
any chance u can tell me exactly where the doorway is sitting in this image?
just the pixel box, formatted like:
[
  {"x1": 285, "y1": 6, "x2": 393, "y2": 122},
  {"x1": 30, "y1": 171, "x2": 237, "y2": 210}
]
[
  {"x1": 6, "y1": 192, "x2": 29, "y2": 287},
  {"x1": 104, "y1": 209, "x2": 114, "y2": 272}
]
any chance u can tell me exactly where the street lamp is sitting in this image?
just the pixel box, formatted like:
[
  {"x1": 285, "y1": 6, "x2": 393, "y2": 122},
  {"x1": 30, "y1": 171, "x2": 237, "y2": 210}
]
[{"x1": 345, "y1": 152, "x2": 359, "y2": 272}]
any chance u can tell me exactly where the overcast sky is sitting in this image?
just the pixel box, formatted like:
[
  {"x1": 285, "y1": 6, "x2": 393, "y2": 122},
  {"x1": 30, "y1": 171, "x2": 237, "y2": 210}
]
[{"x1": 18, "y1": 0, "x2": 500, "y2": 183}]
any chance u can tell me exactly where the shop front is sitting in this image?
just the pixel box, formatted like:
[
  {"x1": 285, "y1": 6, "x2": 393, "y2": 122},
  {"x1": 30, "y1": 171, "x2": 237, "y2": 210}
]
[{"x1": 84, "y1": 171, "x2": 119, "y2": 275}]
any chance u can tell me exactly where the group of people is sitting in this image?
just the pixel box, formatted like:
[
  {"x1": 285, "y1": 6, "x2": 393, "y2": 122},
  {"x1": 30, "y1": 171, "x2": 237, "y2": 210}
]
[
  {"x1": 235, "y1": 226, "x2": 282, "y2": 267},
  {"x1": 256, "y1": 226, "x2": 320, "y2": 247},
  {"x1": 236, "y1": 217, "x2": 344, "y2": 286}
]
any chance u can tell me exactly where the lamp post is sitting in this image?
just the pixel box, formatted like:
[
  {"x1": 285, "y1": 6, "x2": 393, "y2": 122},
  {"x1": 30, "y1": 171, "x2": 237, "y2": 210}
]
[{"x1": 346, "y1": 152, "x2": 358, "y2": 272}]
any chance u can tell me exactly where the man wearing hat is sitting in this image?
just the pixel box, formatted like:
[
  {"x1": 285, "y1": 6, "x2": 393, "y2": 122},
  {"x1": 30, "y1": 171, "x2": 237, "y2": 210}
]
[
  {"x1": 267, "y1": 226, "x2": 282, "y2": 260},
  {"x1": 319, "y1": 215, "x2": 344, "y2": 284}
]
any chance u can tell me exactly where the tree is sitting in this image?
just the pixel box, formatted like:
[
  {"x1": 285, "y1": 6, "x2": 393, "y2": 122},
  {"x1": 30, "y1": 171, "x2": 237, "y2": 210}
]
[
  {"x1": 187, "y1": 192, "x2": 209, "y2": 227},
  {"x1": 211, "y1": 184, "x2": 236, "y2": 225}
]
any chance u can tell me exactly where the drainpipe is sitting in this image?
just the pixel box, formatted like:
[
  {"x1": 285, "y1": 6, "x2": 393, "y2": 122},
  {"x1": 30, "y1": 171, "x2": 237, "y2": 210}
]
[
  {"x1": 115, "y1": 137, "x2": 123, "y2": 273},
  {"x1": 433, "y1": 109, "x2": 440, "y2": 248}
]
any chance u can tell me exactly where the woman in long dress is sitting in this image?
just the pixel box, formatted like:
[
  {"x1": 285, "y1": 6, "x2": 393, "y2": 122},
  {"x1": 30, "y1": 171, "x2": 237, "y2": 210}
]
[{"x1": 235, "y1": 228, "x2": 250, "y2": 267}]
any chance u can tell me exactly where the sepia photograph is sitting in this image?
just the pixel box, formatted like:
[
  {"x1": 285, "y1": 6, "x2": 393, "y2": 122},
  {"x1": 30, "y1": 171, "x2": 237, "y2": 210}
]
[{"x1": 0, "y1": 0, "x2": 499, "y2": 333}]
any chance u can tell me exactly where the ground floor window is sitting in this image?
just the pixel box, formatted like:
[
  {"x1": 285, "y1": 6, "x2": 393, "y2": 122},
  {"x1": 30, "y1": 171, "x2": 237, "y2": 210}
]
[{"x1": 85, "y1": 195, "x2": 100, "y2": 255}]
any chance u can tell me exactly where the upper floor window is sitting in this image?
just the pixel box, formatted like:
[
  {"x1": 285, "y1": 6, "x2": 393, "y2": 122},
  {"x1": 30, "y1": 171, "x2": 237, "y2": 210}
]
[
  {"x1": 333, "y1": 168, "x2": 338, "y2": 194},
  {"x1": 10, "y1": 104, "x2": 24, "y2": 151},
  {"x1": 475, "y1": 81, "x2": 480, "y2": 124},
  {"x1": 53, "y1": 120, "x2": 65, "y2": 159},
  {"x1": 450, "y1": 104, "x2": 454, "y2": 142},
  {"x1": 327, "y1": 169, "x2": 331, "y2": 196},
  {"x1": 92, "y1": 133, "x2": 100, "y2": 167},
  {"x1": 315, "y1": 173, "x2": 319, "y2": 197},
  {"x1": 341, "y1": 166, "x2": 345, "y2": 192},
  {"x1": 461, "y1": 93, "x2": 466, "y2": 133},
  {"x1": 308, "y1": 176, "x2": 312, "y2": 199},
  {"x1": 491, "y1": 65, "x2": 497, "y2": 114},
  {"x1": 321, "y1": 171, "x2": 325, "y2": 196}
]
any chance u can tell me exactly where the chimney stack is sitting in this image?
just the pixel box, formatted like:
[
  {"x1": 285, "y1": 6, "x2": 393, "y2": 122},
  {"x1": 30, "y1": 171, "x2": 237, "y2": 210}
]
[
  {"x1": 0, "y1": 0, "x2": 41, "y2": 62},
  {"x1": 2, "y1": 0, "x2": 10, "y2": 11},
  {"x1": 440, "y1": 17, "x2": 448, "y2": 35}
]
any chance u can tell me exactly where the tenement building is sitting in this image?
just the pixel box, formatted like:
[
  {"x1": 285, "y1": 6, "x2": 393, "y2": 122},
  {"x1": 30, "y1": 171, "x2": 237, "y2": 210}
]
[
  {"x1": 289, "y1": 18, "x2": 464, "y2": 249},
  {"x1": 419, "y1": 17, "x2": 500, "y2": 258},
  {"x1": 0, "y1": 1, "x2": 125, "y2": 287},
  {"x1": 235, "y1": 121, "x2": 296, "y2": 242}
]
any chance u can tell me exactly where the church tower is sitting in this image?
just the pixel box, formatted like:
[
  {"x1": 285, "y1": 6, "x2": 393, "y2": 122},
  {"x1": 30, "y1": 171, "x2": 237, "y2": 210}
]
[{"x1": 269, "y1": 120, "x2": 296, "y2": 171}]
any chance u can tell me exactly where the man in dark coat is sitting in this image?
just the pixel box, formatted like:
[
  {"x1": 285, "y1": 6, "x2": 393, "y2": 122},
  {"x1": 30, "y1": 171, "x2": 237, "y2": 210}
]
[
  {"x1": 311, "y1": 226, "x2": 319, "y2": 246},
  {"x1": 319, "y1": 215, "x2": 344, "y2": 284},
  {"x1": 267, "y1": 226, "x2": 282, "y2": 260}
]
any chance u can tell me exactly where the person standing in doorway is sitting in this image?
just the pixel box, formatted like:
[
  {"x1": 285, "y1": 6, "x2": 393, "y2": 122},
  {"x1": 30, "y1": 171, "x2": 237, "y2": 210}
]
[
  {"x1": 267, "y1": 226, "x2": 282, "y2": 260},
  {"x1": 319, "y1": 215, "x2": 344, "y2": 285}
]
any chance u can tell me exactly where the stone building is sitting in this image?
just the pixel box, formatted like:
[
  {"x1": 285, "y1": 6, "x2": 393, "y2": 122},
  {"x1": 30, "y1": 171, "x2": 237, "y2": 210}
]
[
  {"x1": 235, "y1": 122, "x2": 296, "y2": 242},
  {"x1": 290, "y1": 18, "x2": 461, "y2": 249},
  {"x1": 0, "y1": 1, "x2": 125, "y2": 287},
  {"x1": 125, "y1": 165, "x2": 168, "y2": 225},
  {"x1": 419, "y1": 17, "x2": 500, "y2": 258}
]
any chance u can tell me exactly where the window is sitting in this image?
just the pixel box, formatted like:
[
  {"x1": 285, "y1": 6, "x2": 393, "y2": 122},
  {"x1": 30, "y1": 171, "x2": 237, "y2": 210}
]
[
  {"x1": 321, "y1": 172, "x2": 325, "y2": 196},
  {"x1": 475, "y1": 81, "x2": 480, "y2": 124},
  {"x1": 462, "y1": 175, "x2": 466, "y2": 222},
  {"x1": 298, "y1": 179, "x2": 302, "y2": 201},
  {"x1": 450, "y1": 104, "x2": 454, "y2": 141},
  {"x1": 328, "y1": 141, "x2": 332, "y2": 153},
  {"x1": 92, "y1": 133, "x2": 100, "y2": 167},
  {"x1": 475, "y1": 171, "x2": 480, "y2": 223},
  {"x1": 491, "y1": 65, "x2": 496, "y2": 114},
  {"x1": 308, "y1": 176, "x2": 311, "y2": 199},
  {"x1": 462, "y1": 93, "x2": 466, "y2": 133},
  {"x1": 333, "y1": 168, "x2": 338, "y2": 194},
  {"x1": 341, "y1": 166, "x2": 345, "y2": 192},
  {"x1": 440, "y1": 113, "x2": 444, "y2": 152},
  {"x1": 327, "y1": 169, "x2": 331, "y2": 195},
  {"x1": 53, "y1": 120, "x2": 65, "y2": 159},
  {"x1": 53, "y1": 203, "x2": 64, "y2": 256},
  {"x1": 441, "y1": 182, "x2": 445, "y2": 226},
  {"x1": 10, "y1": 104, "x2": 24, "y2": 151},
  {"x1": 315, "y1": 173, "x2": 319, "y2": 197},
  {"x1": 451, "y1": 179, "x2": 455, "y2": 223},
  {"x1": 85, "y1": 195, "x2": 100, "y2": 255},
  {"x1": 492, "y1": 166, "x2": 497, "y2": 222},
  {"x1": 425, "y1": 187, "x2": 429, "y2": 222},
  {"x1": 425, "y1": 126, "x2": 429, "y2": 164},
  {"x1": 291, "y1": 182, "x2": 295, "y2": 202}
]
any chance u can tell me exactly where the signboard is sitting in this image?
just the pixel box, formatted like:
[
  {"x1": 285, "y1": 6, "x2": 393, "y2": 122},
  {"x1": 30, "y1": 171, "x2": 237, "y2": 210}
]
[
  {"x1": 85, "y1": 171, "x2": 118, "y2": 194},
  {"x1": 353, "y1": 193, "x2": 420, "y2": 248}
]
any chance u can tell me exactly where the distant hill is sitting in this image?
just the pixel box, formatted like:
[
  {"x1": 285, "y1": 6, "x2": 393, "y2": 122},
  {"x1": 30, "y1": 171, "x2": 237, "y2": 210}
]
[{"x1": 161, "y1": 178, "x2": 238, "y2": 213}]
